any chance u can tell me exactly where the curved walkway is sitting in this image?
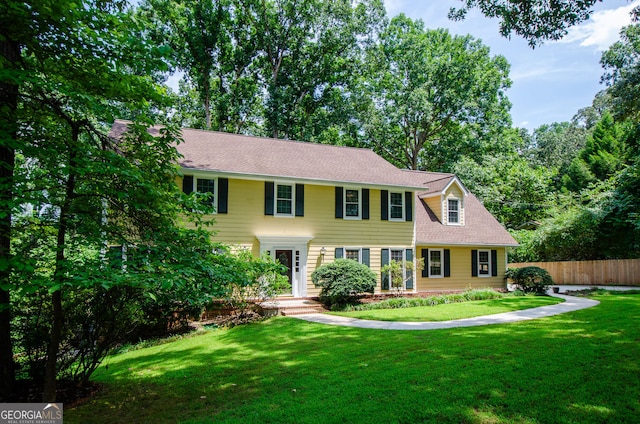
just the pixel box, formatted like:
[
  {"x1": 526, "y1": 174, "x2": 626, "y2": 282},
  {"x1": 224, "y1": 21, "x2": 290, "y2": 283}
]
[{"x1": 292, "y1": 293, "x2": 600, "y2": 330}]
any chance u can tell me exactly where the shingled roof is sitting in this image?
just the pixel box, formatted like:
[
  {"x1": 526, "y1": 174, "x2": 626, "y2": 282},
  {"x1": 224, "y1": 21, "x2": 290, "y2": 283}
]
[
  {"x1": 110, "y1": 120, "x2": 426, "y2": 190},
  {"x1": 408, "y1": 171, "x2": 519, "y2": 247}
]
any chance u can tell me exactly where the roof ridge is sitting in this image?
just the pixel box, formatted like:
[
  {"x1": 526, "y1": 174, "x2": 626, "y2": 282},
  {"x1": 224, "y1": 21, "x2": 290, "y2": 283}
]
[{"x1": 180, "y1": 126, "x2": 380, "y2": 155}]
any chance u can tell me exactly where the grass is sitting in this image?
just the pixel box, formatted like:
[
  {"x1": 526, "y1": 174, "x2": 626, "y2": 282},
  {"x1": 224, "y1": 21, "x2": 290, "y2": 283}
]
[
  {"x1": 66, "y1": 292, "x2": 640, "y2": 423},
  {"x1": 327, "y1": 295, "x2": 563, "y2": 321}
]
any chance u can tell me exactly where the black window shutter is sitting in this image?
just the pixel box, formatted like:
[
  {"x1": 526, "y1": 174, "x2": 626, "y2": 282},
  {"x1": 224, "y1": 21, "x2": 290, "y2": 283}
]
[
  {"x1": 421, "y1": 249, "x2": 429, "y2": 278},
  {"x1": 444, "y1": 249, "x2": 451, "y2": 277},
  {"x1": 217, "y1": 178, "x2": 228, "y2": 214},
  {"x1": 182, "y1": 175, "x2": 193, "y2": 194},
  {"x1": 491, "y1": 249, "x2": 498, "y2": 277},
  {"x1": 362, "y1": 189, "x2": 370, "y2": 220},
  {"x1": 295, "y1": 184, "x2": 304, "y2": 217},
  {"x1": 381, "y1": 190, "x2": 389, "y2": 221},
  {"x1": 405, "y1": 249, "x2": 414, "y2": 289},
  {"x1": 264, "y1": 182, "x2": 274, "y2": 216},
  {"x1": 335, "y1": 248, "x2": 344, "y2": 259},
  {"x1": 405, "y1": 192, "x2": 413, "y2": 222},
  {"x1": 471, "y1": 249, "x2": 478, "y2": 277},
  {"x1": 335, "y1": 187, "x2": 343, "y2": 218},
  {"x1": 362, "y1": 248, "x2": 370, "y2": 267},
  {"x1": 381, "y1": 248, "x2": 390, "y2": 290}
]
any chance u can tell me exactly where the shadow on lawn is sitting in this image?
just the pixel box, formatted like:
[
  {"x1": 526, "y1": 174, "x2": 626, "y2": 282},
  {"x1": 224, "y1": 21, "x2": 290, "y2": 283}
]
[{"x1": 69, "y1": 295, "x2": 640, "y2": 424}]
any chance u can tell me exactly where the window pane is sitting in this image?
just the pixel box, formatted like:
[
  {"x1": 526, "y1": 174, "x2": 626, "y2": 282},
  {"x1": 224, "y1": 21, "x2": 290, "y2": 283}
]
[
  {"x1": 430, "y1": 250, "x2": 441, "y2": 276},
  {"x1": 197, "y1": 179, "x2": 215, "y2": 193},
  {"x1": 479, "y1": 251, "x2": 490, "y2": 275},
  {"x1": 448, "y1": 199, "x2": 459, "y2": 223},
  {"x1": 391, "y1": 249, "x2": 403, "y2": 262},
  {"x1": 390, "y1": 192, "x2": 403, "y2": 219},
  {"x1": 345, "y1": 249, "x2": 360, "y2": 261},
  {"x1": 277, "y1": 184, "x2": 292, "y2": 199},
  {"x1": 277, "y1": 200, "x2": 292, "y2": 214},
  {"x1": 346, "y1": 204, "x2": 359, "y2": 216},
  {"x1": 345, "y1": 189, "x2": 359, "y2": 203}
]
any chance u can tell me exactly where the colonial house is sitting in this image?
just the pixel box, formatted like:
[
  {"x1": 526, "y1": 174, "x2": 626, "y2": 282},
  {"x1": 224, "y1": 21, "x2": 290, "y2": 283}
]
[{"x1": 111, "y1": 120, "x2": 518, "y2": 297}]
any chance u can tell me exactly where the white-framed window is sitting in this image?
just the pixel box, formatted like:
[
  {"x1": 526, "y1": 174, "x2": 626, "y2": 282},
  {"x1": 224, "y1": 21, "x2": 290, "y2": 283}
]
[
  {"x1": 429, "y1": 248, "x2": 444, "y2": 278},
  {"x1": 275, "y1": 183, "x2": 294, "y2": 216},
  {"x1": 344, "y1": 188, "x2": 361, "y2": 219},
  {"x1": 345, "y1": 248, "x2": 362, "y2": 262},
  {"x1": 478, "y1": 250, "x2": 491, "y2": 277},
  {"x1": 187, "y1": 176, "x2": 217, "y2": 212},
  {"x1": 389, "y1": 192, "x2": 405, "y2": 221},
  {"x1": 448, "y1": 198, "x2": 460, "y2": 225}
]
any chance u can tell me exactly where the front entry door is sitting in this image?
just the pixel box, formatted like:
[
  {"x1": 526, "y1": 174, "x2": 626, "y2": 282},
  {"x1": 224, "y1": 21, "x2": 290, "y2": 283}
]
[{"x1": 276, "y1": 249, "x2": 293, "y2": 294}]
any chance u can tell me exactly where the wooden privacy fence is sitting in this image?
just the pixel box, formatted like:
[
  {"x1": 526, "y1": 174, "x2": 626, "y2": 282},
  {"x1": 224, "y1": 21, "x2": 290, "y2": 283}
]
[{"x1": 509, "y1": 259, "x2": 640, "y2": 286}]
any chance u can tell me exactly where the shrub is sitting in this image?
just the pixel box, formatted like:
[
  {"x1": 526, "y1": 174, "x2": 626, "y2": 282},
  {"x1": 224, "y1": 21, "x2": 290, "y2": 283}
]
[
  {"x1": 311, "y1": 259, "x2": 376, "y2": 308},
  {"x1": 506, "y1": 266, "x2": 554, "y2": 294}
]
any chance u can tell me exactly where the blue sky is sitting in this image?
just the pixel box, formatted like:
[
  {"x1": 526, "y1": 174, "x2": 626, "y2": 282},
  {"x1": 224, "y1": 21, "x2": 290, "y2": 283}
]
[{"x1": 384, "y1": 0, "x2": 640, "y2": 130}]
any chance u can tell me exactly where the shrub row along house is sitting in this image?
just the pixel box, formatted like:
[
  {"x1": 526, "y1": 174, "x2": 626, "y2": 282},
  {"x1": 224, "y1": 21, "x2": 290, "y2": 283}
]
[{"x1": 112, "y1": 120, "x2": 517, "y2": 298}]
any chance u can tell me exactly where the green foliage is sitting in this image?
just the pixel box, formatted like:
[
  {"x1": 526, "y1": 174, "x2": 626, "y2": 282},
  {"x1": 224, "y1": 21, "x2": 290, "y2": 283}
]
[
  {"x1": 217, "y1": 250, "x2": 289, "y2": 313},
  {"x1": 506, "y1": 266, "x2": 553, "y2": 294},
  {"x1": 340, "y1": 288, "x2": 505, "y2": 312},
  {"x1": 449, "y1": 0, "x2": 600, "y2": 47},
  {"x1": 601, "y1": 22, "x2": 640, "y2": 120},
  {"x1": 454, "y1": 152, "x2": 554, "y2": 228},
  {"x1": 360, "y1": 14, "x2": 512, "y2": 170},
  {"x1": 311, "y1": 259, "x2": 376, "y2": 308},
  {"x1": 381, "y1": 258, "x2": 423, "y2": 295}
]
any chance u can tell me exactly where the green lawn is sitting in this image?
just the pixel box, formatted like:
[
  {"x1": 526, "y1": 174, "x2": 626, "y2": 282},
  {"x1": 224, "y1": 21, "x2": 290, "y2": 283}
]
[
  {"x1": 328, "y1": 296, "x2": 563, "y2": 321},
  {"x1": 67, "y1": 293, "x2": 640, "y2": 423}
]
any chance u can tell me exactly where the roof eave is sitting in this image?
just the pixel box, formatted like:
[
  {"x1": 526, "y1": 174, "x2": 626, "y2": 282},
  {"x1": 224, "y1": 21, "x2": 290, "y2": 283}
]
[{"x1": 179, "y1": 166, "x2": 427, "y2": 191}]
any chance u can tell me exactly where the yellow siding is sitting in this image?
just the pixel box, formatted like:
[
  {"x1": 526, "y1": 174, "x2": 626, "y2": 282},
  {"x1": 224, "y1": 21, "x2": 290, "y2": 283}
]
[
  {"x1": 416, "y1": 246, "x2": 507, "y2": 291},
  {"x1": 424, "y1": 196, "x2": 442, "y2": 222},
  {"x1": 179, "y1": 176, "x2": 414, "y2": 296}
]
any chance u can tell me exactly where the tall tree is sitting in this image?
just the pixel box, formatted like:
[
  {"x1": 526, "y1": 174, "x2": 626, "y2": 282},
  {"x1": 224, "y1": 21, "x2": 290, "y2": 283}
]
[
  {"x1": 601, "y1": 22, "x2": 640, "y2": 120},
  {"x1": 449, "y1": 0, "x2": 603, "y2": 47},
  {"x1": 0, "y1": 0, "x2": 80, "y2": 399},
  {"x1": 140, "y1": 0, "x2": 264, "y2": 132},
  {"x1": 359, "y1": 14, "x2": 511, "y2": 170},
  {"x1": 0, "y1": 0, "x2": 228, "y2": 402},
  {"x1": 245, "y1": 0, "x2": 385, "y2": 139}
]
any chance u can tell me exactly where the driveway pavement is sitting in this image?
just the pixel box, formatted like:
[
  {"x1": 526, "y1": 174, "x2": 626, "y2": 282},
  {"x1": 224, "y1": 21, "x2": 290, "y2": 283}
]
[{"x1": 292, "y1": 292, "x2": 601, "y2": 330}]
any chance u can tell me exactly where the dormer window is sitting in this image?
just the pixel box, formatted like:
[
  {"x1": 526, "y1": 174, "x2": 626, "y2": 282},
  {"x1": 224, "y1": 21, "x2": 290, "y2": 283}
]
[{"x1": 448, "y1": 198, "x2": 459, "y2": 225}]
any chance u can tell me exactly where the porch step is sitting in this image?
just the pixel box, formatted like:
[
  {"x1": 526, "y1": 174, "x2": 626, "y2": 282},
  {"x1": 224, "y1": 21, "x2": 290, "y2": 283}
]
[
  {"x1": 280, "y1": 306, "x2": 326, "y2": 316},
  {"x1": 261, "y1": 299, "x2": 326, "y2": 316}
]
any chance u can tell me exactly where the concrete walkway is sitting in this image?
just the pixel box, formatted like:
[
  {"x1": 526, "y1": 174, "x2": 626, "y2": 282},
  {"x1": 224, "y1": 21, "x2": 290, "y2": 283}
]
[{"x1": 291, "y1": 292, "x2": 601, "y2": 330}]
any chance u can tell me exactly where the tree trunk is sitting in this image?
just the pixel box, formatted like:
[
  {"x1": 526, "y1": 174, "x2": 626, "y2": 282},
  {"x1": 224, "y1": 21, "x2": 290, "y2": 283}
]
[
  {"x1": 43, "y1": 126, "x2": 79, "y2": 402},
  {"x1": 0, "y1": 38, "x2": 20, "y2": 400}
]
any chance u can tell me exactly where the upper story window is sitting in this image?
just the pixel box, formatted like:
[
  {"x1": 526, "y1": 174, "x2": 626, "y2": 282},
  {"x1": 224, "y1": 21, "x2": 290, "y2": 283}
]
[
  {"x1": 389, "y1": 192, "x2": 404, "y2": 221},
  {"x1": 182, "y1": 174, "x2": 228, "y2": 214},
  {"x1": 448, "y1": 198, "x2": 460, "y2": 225},
  {"x1": 344, "y1": 189, "x2": 361, "y2": 219},
  {"x1": 276, "y1": 183, "x2": 294, "y2": 216},
  {"x1": 197, "y1": 178, "x2": 216, "y2": 205}
]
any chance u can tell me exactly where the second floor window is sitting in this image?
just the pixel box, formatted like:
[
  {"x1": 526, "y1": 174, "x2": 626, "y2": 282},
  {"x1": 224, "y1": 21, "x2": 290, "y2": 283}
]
[
  {"x1": 345, "y1": 189, "x2": 360, "y2": 218},
  {"x1": 390, "y1": 192, "x2": 404, "y2": 220},
  {"x1": 197, "y1": 178, "x2": 216, "y2": 205},
  {"x1": 276, "y1": 183, "x2": 293, "y2": 216}
]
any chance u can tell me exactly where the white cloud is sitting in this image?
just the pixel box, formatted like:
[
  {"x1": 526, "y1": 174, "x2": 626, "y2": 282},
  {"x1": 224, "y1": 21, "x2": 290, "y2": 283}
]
[{"x1": 560, "y1": 0, "x2": 640, "y2": 51}]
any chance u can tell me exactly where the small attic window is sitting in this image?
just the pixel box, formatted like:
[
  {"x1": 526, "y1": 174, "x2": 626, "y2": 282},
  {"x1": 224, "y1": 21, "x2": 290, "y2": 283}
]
[{"x1": 448, "y1": 199, "x2": 460, "y2": 225}]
